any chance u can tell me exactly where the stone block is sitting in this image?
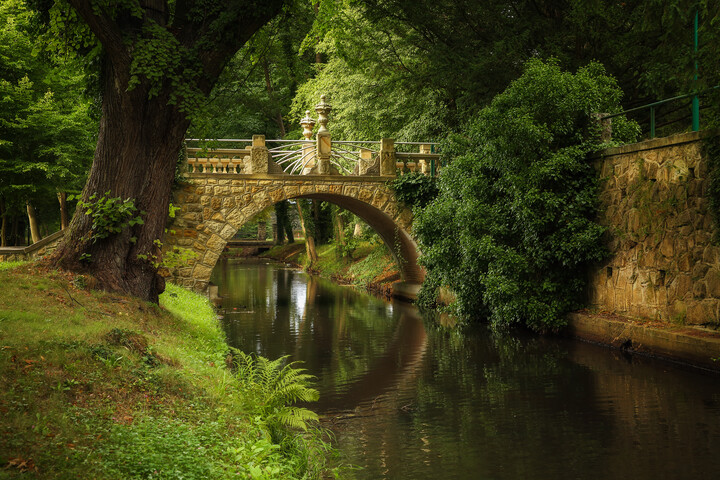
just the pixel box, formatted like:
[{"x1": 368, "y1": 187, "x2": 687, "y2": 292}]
[
  {"x1": 686, "y1": 299, "x2": 718, "y2": 325},
  {"x1": 693, "y1": 281, "x2": 707, "y2": 299},
  {"x1": 220, "y1": 224, "x2": 235, "y2": 240},
  {"x1": 207, "y1": 234, "x2": 225, "y2": 251},
  {"x1": 705, "y1": 268, "x2": 720, "y2": 298},
  {"x1": 659, "y1": 236, "x2": 674, "y2": 258},
  {"x1": 211, "y1": 197, "x2": 222, "y2": 210},
  {"x1": 203, "y1": 250, "x2": 220, "y2": 266},
  {"x1": 192, "y1": 263, "x2": 213, "y2": 280}
]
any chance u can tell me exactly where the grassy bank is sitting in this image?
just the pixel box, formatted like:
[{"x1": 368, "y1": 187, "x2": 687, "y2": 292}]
[
  {"x1": 260, "y1": 240, "x2": 400, "y2": 296},
  {"x1": 0, "y1": 262, "x2": 338, "y2": 478}
]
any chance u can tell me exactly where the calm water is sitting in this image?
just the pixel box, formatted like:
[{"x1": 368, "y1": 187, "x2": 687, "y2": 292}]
[{"x1": 211, "y1": 258, "x2": 720, "y2": 479}]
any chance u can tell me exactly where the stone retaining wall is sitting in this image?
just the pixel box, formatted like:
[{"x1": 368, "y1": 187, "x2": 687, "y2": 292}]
[
  {"x1": 0, "y1": 230, "x2": 64, "y2": 262},
  {"x1": 588, "y1": 131, "x2": 720, "y2": 325}
]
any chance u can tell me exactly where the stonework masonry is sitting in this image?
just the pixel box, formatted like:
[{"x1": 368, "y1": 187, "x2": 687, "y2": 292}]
[
  {"x1": 164, "y1": 173, "x2": 421, "y2": 292},
  {"x1": 0, "y1": 230, "x2": 64, "y2": 262},
  {"x1": 588, "y1": 130, "x2": 720, "y2": 326}
]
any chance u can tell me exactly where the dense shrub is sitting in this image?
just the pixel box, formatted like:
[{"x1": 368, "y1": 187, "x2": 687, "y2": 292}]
[
  {"x1": 390, "y1": 171, "x2": 439, "y2": 209},
  {"x1": 415, "y1": 59, "x2": 639, "y2": 331}
]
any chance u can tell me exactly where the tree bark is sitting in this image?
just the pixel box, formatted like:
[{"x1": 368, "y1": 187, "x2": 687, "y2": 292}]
[
  {"x1": 0, "y1": 197, "x2": 6, "y2": 247},
  {"x1": 26, "y1": 200, "x2": 41, "y2": 244},
  {"x1": 296, "y1": 201, "x2": 318, "y2": 264},
  {"x1": 334, "y1": 205, "x2": 346, "y2": 256},
  {"x1": 57, "y1": 192, "x2": 69, "y2": 230},
  {"x1": 49, "y1": 54, "x2": 188, "y2": 302},
  {"x1": 275, "y1": 201, "x2": 288, "y2": 244},
  {"x1": 257, "y1": 221, "x2": 267, "y2": 241},
  {"x1": 353, "y1": 222, "x2": 363, "y2": 237},
  {"x1": 262, "y1": 56, "x2": 286, "y2": 138}
]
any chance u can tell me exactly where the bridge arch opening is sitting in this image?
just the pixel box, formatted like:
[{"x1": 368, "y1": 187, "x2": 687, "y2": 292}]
[{"x1": 165, "y1": 175, "x2": 424, "y2": 297}]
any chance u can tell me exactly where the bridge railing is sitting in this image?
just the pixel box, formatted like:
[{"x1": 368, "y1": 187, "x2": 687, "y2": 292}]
[
  {"x1": 184, "y1": 95, "x2": 443, "y2": 177},
  {"x1": 184, "y1": 137, "x2": 442, "y2": 177}
]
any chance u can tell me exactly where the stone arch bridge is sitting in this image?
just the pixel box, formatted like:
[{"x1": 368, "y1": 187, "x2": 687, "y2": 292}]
[{"x1": 164, "y1": 131, "x2": 440, "y2": 299}]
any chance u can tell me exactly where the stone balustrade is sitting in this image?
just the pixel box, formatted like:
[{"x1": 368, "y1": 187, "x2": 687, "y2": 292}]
[{"x1": 185, "y1": 95, "x2": 441, "y2": 178}]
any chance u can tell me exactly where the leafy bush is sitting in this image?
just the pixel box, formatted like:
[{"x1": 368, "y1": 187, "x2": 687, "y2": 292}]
[
  {"x1": 390, "y1": 171, "x2": 439, "y2": 209},
  {"x1": 415, "y1": 59, "x2": 639, "y2": 331}
]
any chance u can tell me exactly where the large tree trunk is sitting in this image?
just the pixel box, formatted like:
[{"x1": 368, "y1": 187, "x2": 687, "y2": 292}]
[
  {"x1": 26, "y1": 200, "x2": 41, "y2": 244},
  {"x1": 297, "y1": 200, "x2": 318, "y2": 264},
  {"x1": 47, "y1": 0, "x2": 285, "y2": 303},
  {"x1": 49, "y1": 58, "x2": 189, "y2": 302},
  {"x1": 57, "y1": 192, "x2": 69, "y2": 230},
  {"x1": 0, "y1": 197, "x2": 6, "y2": 247},
  {"x1": 262, "y1": 56, "x2": 286, "y2": 138},
  {"x1": 334, "y1": 205, "x2": 346, "y2": 257}
]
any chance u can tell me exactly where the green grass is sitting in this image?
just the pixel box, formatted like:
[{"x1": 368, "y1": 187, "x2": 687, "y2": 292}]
[
  {"x1": 262, "y1": 239, "x2": 399, "y2": 290},
  {"x1": 0, "y1": 261, "x2": 27, "y2": 272},
  {"x1": 0, "y1": 263, "x2": 340, "y2": 479}
]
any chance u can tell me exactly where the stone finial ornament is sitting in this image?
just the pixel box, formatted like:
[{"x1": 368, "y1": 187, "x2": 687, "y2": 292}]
[
  {"x1": 300, "y1": 110, "x2": 316, "y2": 140},
  {"x1": 315, "y1": 95, "x2": 332, "y2": 134}
]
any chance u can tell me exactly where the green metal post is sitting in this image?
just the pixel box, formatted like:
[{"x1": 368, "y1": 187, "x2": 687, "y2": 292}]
[
  {"x1": 430, "y1": 144, "x2": 436, "y2": 177},
  {"x1": 650, "y1": 106, "x2": 656, "y2": 138},
  {"x1": 692, "y1": 8, "x2": 700, "y2": 131}
]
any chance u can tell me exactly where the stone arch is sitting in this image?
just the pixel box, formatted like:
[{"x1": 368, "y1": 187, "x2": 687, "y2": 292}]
[{"x1": 164, "y1": 174, "x2": 424, "y2": 294}]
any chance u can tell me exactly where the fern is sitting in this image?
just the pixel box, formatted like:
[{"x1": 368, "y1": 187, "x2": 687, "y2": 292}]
[{"x1": 233, "y1": 351, "x2": 319, "y2": 435}]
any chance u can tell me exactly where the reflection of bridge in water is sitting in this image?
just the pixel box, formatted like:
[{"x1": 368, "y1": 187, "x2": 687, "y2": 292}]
[{"x1": 165, "y1": 96, "x2": 441, "y2": 299}]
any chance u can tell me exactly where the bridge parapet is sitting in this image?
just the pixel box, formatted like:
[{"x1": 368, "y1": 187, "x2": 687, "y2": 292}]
[{"x1": 185, "y1": 95, "x2": 443, "y2": 177}]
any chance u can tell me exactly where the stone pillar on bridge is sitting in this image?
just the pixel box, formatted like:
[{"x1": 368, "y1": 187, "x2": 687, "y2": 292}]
[
  {"x1": 419, "y1": 144, "x2": 431, "y2": 174},
  {"x1": 315, "y1": 95, "x2": 332, "y2": 175},
  {"x1": 300, "y1": 110, "x2": 316, "y2": 174},
  {"x1": 380, "y1": 138, "x2": 396, "y2": 176},
  {"x1": 248, "y1": 135, "x2": 270, "y2": 174}
]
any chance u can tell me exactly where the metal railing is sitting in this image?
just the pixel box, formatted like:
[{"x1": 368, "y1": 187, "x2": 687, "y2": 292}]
[
  {"x1": 599, "y1": 87, "x2": 717, "y2": 139},
  {"x1": 184, "y1": 137, "x2": 442, "y2": 176}
]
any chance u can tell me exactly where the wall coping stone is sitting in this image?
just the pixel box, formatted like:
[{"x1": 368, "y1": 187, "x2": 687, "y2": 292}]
[
  {"x1": 589, "y1": 129, "x2": 720, "y2": 160},
  {"x1": 0, "y1": 230, "x2": 65, "y2": 256}
]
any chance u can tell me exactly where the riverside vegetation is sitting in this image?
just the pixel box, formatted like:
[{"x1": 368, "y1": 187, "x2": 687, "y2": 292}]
[
  {"x1": 260, "y1": 236, "x2": 401, "y2": 297},
  {"x1": 0, "y1": 261, "x2": 342, "y2": 479}
]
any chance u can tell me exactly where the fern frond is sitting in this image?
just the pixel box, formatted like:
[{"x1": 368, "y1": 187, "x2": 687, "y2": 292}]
[{"x1": 273, "y1": 407, "x2": 319, "y2": 431}]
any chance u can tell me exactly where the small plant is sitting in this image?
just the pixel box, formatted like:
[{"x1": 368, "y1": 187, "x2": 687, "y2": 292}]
[
  {"x1": 232, "y1": 350, "x2": 319, "y2": 441},
  {"x1": 70, "y1": 191, "x2": 146, "y2": 243}
]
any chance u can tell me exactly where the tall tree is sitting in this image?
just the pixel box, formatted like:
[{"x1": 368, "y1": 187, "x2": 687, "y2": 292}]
[
  {"x1": 42, "y1": 0, "x2": 285, "y2": 302},
  {"x1": 0, "y1": 0, "x2": 95, "y2": 245}
]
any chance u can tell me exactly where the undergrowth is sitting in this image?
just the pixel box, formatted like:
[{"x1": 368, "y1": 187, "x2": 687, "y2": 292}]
[{"x1": 0, "y1": 263, "x2": 342, "y2": 478}]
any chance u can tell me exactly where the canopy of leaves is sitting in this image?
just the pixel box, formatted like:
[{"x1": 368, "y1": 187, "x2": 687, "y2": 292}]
[
  {"x1": 0, "y1": 0, "x2": 95, "y2": 218},
  {"x1": 414, "y1": 59, "x2": 639, "y2": 332}
]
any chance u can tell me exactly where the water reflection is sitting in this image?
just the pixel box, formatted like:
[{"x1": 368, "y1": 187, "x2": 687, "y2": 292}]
[{"x1": 212, "y1": 259, "x2": 720, "y2": 480}]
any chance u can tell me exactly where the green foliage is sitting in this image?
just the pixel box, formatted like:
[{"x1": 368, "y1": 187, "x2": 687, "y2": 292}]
[
  {"x1": 704, "y1": 135, "x2": 720, "y2": 243},
  {"x1": 0, "y1": 0, "x2": 96, "y2": 228},
  {"x1": 233, "y1": 350, "x2": 320, "y2": 439},
  {"x1": 390, "y1": 172, "x2": 439, "y2": 209},
  {"x1": 415, "y1": 59, "x2": 639, "y2": 331},
  {"x1": 75, "y1": 191, "x2": 145, "y2": 242}
]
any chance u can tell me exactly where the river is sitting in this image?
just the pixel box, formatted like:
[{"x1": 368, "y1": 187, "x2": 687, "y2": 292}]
[{"x1": 211, "y1": 257, "x2": 720, "y2": 479}]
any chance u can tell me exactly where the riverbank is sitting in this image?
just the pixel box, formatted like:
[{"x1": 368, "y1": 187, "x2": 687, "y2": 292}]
[
  {"x1": 257, "y1": 240, "x2": 401, "y2": 298},
  {"x1": 0, "y1": 262, "x2": 338, "y2": 478},
  {"x1": 252, "y1": 242, "x2": 720, "y2": 372},
  {"x1": 567, "y1": 310, "x2": 720, "y2": 372}
]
